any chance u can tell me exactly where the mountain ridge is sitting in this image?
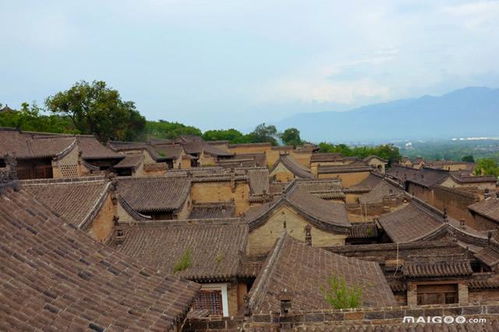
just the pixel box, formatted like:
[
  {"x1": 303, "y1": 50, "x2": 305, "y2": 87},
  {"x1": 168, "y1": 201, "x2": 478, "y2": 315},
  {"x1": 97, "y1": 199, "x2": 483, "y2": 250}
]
[{"x1": 275, "y1": 87, "x2": 499, "y2": 143}]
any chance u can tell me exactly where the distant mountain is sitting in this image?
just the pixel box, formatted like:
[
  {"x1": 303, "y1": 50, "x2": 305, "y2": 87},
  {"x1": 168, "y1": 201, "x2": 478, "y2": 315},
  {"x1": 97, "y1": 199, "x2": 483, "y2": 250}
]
[{"x1": 275, "y1": 87, "x2": 499, "y2": 143}]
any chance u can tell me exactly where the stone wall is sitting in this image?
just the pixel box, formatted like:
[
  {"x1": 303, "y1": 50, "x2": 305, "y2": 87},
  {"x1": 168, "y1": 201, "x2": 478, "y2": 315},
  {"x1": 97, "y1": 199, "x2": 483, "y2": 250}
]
[{"x1": 184, "y1": 302, "x2": 499, "y2": 331}]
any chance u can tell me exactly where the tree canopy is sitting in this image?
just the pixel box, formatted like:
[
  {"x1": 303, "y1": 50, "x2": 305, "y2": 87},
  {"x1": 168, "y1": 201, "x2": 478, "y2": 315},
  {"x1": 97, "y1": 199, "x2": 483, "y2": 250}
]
[
  {"x1": 246, "y1": 123, "x2": 279, "y2": 146},
  {"x1": 45, "y1": 80, "x2": 145, "y2": 142},
  {"x1": 280, "y1": 128, "x2": 302, "y2": 147},
  {"x1": 319, "y1": 142, "x2": 401, "y2": 165},
  {"x1": 474, "y1": 158, "x2": 499, "y2": 178},
  {"x1": 145, "y1": 120, "x2": 202, "y2": 140}
]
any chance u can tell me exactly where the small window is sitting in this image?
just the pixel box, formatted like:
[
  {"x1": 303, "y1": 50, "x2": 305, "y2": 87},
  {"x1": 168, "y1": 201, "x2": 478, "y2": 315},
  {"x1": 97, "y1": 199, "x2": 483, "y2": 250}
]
[
  {"x1": 192, "y1": 289, "x2": 223, "y2": 316},
  {"x1": 416, "y1": 284, "x2": 458, "y2": 305}
]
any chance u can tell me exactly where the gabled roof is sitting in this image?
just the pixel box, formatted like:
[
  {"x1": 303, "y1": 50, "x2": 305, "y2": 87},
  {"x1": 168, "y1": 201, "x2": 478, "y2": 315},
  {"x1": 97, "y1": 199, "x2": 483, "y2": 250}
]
[
  {"x1": 294, "y1": 179, "x2": 345, "y2": 200},
  {"x1": 363, "y1": 155, "x2": 387, "y2": 163},
  {"x1": 0, "y1": 188, "x2": 199, "y2": 331},
  {"x1": 247, "y1": 234, "x2": 396, "y2": 313},
  {"x1": 450, "y1": 172, "x2": 497, "y2": 184},
  {"x1": 77, "y1": 136, "x2": 124, "y2": 160},
  {"x1": 387, "y1": 166, "x2": 449, "y2": 188},
  {"x1": 189, "y1": 202, "x2": 235, "y2": 219},
  {"x1": 474, "y1": 246, "x2": 499, "y2": 268},
  {"x1": 469, "y1": 197, "x2": 499, "y2": 222},
  {"x1": 358, "y1": 179, "x2": 404, "y2": 205},
  {"x1": 378, "y1": 202, "x2": 446, "y2": 243},
  {"x1": 114, "y1": 220, "x2": 248, "y2": 281},
  {"x1": 351, "y1": 173, "x2": 383, "y2": 190},
  {"x1": 271, "y1": 154, "x2": 314, "y2": 179},
  {"x1": 378, "y1": 199, "x2": 489, "y2": 244},
  {"x1": 0, "y1": 105, "x2": 15, "y2": 112},
  {"x1": 117, "y1": 176, "x2": 191, "y2": 214},
  {"x1": 247, "y1": 168, "x2": 270, "y2": 195},
  {"x1": 112, "y1": 153, "x2": 144, "y2": 170},
  {"x1": 21, "y1": 177, "x2": 110, "y2": 229},
  {"x1": 348, "y1": 222, "x2": 379, "y2": 239},
  {"x1": 244, "y1": 183, "x2": 350, "y2": 233},
  {"x1": 310, "y1": 152, "x2": 344, "y2": 163},
  {"x1": 0, "y1": 128, "x2": 76, "y2": 159},
  {"x1": 176, "y1": 135, "x2": 233, "y2": 157},
  {"x1": 150, "y1": 143, "x2": 184, "y2": 160},
  {"x1": 217, "y1": 153, "x2": 266, "y2": 168}
]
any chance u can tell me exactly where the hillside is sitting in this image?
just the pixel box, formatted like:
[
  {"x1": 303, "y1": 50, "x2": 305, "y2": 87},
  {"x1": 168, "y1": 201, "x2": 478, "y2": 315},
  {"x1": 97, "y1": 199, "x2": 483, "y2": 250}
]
[{"x1": 276, "y1": 87, "x2": 499, "y2": 143}]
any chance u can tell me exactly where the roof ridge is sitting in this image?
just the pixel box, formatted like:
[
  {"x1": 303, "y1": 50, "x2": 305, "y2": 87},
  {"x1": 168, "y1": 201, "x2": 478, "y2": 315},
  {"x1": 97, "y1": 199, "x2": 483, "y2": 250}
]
[{"x1": 248, "y1": 232, "x2": 288, "y2": 311}]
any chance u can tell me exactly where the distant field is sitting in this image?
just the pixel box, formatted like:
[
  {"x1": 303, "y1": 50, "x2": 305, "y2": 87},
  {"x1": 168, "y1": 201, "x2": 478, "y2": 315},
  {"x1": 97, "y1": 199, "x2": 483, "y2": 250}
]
[{"x1": 398, "y1": 139, "x2": 499, "y2": 162}]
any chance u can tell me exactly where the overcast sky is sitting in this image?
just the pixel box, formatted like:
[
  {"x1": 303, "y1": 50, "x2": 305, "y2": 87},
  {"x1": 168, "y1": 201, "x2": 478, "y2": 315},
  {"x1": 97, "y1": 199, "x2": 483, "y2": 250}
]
[{"x1": 1, "y1": 0, "x2": 499, "y2": 131}]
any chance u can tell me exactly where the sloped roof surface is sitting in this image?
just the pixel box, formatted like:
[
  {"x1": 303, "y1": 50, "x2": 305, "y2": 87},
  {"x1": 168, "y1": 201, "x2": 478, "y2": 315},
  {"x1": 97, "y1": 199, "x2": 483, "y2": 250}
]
[
  {"x1": 469, "y1": 198, "x2": 499, "y2": 222},
  {"x1": 248, "y1": 168, "x2": 270, "y2": 195},
  {"x1": 274, "y1": 154, "x2": 314, "y2": 179},
  {"x1": 77, "y1": 136, "x2": 123, "y2": 160},
  {"x1": 387, "y1": 166, "x2": 449, "y2": 187},
  {"x1": 0, "y1": 129, "x2": 75, "y2": 159},
  {"x1": 244, "y1": 184, "x2": 350, "y2": 232},
  {"x1": 378, "y1": 202, "x2": 444, "y2": 243},
  {"x1": 359, "y1": 180, "x2": 404, "y2": 205},
  {"x1": 189, "y1": 202, "x2": 235, "y2": 219},
  {"x1": 22, "y1": 178, "x2": 109, "y2": 227},
  {"x1": 248, "y1": 234, "x2": 396, "y2": 312},
  {"x1": 117, "y1": 176, "x2": 191, "y2": 213},
  {"x1": 113, "y1": 153, "x2": 144, "y2": 169},
  {"x1": 114, "y1": 220, "x2": 248, "y2": 280},
  {"x1": 0, "y1": 188, "x2": 199, "y2": 331}
]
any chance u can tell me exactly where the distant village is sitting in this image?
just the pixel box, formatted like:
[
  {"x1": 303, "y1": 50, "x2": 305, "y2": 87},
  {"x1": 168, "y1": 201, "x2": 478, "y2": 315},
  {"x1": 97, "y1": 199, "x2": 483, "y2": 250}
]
[{"x1": 1, "y1": 118, "x2": 499, "y2": 331}]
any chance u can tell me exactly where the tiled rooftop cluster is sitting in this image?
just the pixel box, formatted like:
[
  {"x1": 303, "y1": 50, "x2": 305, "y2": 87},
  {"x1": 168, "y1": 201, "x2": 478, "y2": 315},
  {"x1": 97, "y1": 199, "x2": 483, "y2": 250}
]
[{"x1": 1, "y1": 127, "x2": 499, "y2": 330}]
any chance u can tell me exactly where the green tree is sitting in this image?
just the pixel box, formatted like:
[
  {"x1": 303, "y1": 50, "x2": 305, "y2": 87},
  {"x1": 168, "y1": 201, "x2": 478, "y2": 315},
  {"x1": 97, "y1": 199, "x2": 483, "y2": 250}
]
[
  {"x1": 474, "y1": 158, "x2": 499, "y2": 177},
  {"x1": 247, "y1": 123, "x2": 278, "y2": 145},
  {"x1": 145, "y1": 120, "x2": 202, "y2": 139},
  {"x1": 280, "y1": 128, "x2": 302, "y2": 147},
  {"x1": 462, "y1": 155, "x2": 475, "y2": 162},
  {"x1": 202, "y1": 128, "x2": 247, "y2": 143},
  {"x1": 45, "y1": 80, "x2": 145, "y2": 142},
  {"x1": 322, "y1": 275, "x2": 362, "y2": 309}
]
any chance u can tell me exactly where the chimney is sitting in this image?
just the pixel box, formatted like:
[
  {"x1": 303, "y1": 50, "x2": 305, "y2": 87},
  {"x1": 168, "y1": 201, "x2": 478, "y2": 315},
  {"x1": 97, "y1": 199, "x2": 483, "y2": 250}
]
[
  {"x1": 278, "y1": 289, "x2": 292, "y2": 315},
  {"x1": 488, "y1": 231, "x2": 493, "y2": 245},
  {"x1": 304, "y1": 224, "x2": 312, "y2": 246},
  {"x1": 113, "y1": 217, "x2": 125, "y2": 245},
  {"x1": 460, "y1": 219, "x2": 466, "y2": 229},
  {"x1": 443, "y1": 208, "x2": 448, "y2": 223}
]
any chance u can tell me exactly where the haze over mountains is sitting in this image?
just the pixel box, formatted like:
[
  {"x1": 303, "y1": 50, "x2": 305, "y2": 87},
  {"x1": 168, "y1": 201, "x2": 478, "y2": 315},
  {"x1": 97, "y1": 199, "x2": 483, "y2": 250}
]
[{"x1": 276, "y1": 87, "x2": 499, "y2": 144}]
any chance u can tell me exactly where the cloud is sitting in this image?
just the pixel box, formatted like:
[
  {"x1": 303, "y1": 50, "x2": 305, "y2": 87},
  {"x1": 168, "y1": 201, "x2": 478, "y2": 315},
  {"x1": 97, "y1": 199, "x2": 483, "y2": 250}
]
[
  {"x1": 259, "y1": 76, "x2": 390, "y2": 104},
  {"x1": 443, "y1": 0, "x2": 499, "y2": 30}
]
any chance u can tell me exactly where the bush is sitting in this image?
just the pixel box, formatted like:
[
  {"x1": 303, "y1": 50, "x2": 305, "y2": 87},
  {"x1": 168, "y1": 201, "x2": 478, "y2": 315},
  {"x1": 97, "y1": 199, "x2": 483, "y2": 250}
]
[
  {"x1": 173, "y1": 249, "x2": 192, "y2": 273},
  {"x1": 322, "y1": 275, "x2": 362, "y2": 309}
]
